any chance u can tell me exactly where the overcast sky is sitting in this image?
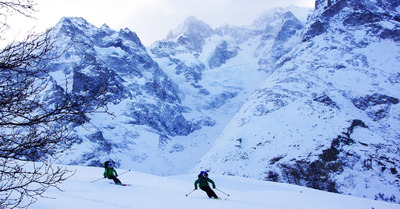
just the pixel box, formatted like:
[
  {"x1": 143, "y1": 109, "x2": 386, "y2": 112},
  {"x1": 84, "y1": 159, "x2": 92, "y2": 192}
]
[{"x1": 6, "y1": 0, "x2": 314, "y2": 46}]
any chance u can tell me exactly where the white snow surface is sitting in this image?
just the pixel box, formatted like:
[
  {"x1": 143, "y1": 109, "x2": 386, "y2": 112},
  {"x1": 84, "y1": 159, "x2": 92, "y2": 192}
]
[{"x1": 30, "y1": 164, "x2": 399, "y2": 209}]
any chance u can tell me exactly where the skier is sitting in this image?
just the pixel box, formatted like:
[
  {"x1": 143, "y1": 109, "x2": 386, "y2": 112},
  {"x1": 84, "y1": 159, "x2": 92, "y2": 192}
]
[
  {"x1": 194, "y1": 171, "x2": 218, "y2": 199},
  {"x1": 103, "y1": 161, "x2": 122, "y2": 185}
]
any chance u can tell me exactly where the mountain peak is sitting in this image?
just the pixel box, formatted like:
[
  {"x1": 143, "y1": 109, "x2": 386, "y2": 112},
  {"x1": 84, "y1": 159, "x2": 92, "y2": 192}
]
[
  {"x1": 250, "y1": 7, "x2": 309, "y2": 29},
  {"x1": 100, "y1": 23, "x2": 111, "y2": 31},
  {"x1": 166, "y1": 16, "x2": 214, "y2": 40},
  {"x1": 184, "y1": 16, "x2": 201, "y2": 24},
  {"x1": 305, "y1": 0, "x2": 400, "y2": 42},
  {"x1": 251, "y1": 7, "x2": 284, "y2": 27},
  {"x1": 57, "y1": 17, "x2": 91, "y2": 28},
  {"x1": 315, "y1": 0, "x2": 400, "y2": 16},
  {"x1": 53, "y1": 16, "x2": 98, "y2": 37}
]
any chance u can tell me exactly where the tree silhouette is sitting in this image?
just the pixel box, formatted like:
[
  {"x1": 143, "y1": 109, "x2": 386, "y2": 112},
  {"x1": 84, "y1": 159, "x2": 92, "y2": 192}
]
[{"x1": 0, "y1": 1, "x2": 108, "y2": 208}]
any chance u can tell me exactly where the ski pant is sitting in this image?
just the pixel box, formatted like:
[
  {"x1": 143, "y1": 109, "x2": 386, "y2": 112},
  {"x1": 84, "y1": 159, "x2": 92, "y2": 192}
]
[
  {"x1": 108, "y1": 176, "x2": 121, "y2": 184},
  {"x1": 200, "y1": 186, "x2": 218, "y2": 198}
]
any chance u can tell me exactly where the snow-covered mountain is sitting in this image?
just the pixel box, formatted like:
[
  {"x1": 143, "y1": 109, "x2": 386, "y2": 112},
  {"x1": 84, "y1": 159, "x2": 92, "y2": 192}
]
[
  {"x1": 45, "y1": 17, "x2": 203, "y2": 174},
  {"x1": 149, "y1": 7, "x2": 307, "y2": 131},
  {"x1": 42, "y1": 7, "x2": 308, "y2": 176},
  {"x1": 194, "y1": 0, "x2": 400, "y2": 203},
  {"x1": 147, "y1": 7, "x2": 306, "y2": 174},
  {"x1": 31, "y1": 0, "x2": 400, "y2": 204}
]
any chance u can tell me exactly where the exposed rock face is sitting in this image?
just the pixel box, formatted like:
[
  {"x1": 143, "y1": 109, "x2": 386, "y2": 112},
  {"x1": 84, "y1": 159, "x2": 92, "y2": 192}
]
[
  {"x1": 208, "y1": 41, "x2": 239, "y2": 69},
  {"x1": 46, "y1": 17, "x2": 197, "y2": 169}
]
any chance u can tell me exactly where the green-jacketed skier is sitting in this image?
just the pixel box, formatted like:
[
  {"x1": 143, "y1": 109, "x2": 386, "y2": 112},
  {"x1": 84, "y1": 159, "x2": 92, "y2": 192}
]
[
  {"x1": 103, "y1": 161, "x2": 122, "y2": 185},
  {"x1": 194, "y1": 171, "x2": 218, "y2": 199}
]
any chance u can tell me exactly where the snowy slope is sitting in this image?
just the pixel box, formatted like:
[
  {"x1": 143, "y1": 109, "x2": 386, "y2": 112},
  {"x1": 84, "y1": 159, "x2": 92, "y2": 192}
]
[
  {"x1": 194, "y1": 0, "x2": 400, "y2": 203},
  {"x1": 29, "y1": 164, "x2": 400, "y2": 209}
]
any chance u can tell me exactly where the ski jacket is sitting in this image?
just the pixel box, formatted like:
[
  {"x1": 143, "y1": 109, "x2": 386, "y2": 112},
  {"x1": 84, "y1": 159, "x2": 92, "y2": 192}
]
[
  {"x1": 194, "y1": 177, "x2": 215, "y2": 189},
  {"x1": 103, "y1": 167, "x2": 118, "y2": 178}
]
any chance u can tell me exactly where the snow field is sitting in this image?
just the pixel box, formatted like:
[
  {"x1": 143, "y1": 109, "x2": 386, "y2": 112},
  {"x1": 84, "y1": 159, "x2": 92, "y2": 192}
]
[{"x1": 30, "y1": 165, "x2": 400, "y2": 209}]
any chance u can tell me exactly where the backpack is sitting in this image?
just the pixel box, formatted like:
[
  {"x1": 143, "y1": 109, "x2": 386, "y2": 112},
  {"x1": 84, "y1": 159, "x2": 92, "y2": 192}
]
[{"x1": 198, "y1": 171, "x2": 208, "y2": 179}]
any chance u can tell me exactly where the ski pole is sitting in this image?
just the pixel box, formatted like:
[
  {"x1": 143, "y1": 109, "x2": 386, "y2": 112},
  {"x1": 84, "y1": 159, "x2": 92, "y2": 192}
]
[
  {"x1": 215, "y1": 188, "x2": 230, "y2": 196},
  {"x1": 185, "y1": 189, "x2": 196, "y2": 196},
  {"x1": 91, "y1": 177, "x2": 104, "y2": 183},
  {"x1": 118, "y1": 169, "x2": 131, "y2": 176},
  {"x1": 91, "y1": 170, "x2": 130, "y2": 183}
]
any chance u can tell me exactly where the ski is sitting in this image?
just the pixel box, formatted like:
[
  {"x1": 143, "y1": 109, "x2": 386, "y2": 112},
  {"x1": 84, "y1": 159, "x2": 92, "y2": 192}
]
[
  {"x1": 110, "y1": 182, "x2": 132, "y2": 187},
  {"x1": 187, "y1": 196, "x2": 228, "y2": 200}
]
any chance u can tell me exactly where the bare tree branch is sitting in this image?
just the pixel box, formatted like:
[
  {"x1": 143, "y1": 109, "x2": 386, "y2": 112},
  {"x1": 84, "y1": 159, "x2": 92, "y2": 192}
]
[
  {"x1": 0, "y1": 0, "x2": 36, "y2": 36},
  {"x1": 0, "y1": 1, "x2": 110, "y2": 208}
]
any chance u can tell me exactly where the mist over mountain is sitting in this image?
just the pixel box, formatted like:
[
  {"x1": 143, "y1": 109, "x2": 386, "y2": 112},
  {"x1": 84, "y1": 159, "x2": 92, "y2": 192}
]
[{"x1": 25, "y1": 1, "x2": 400, "y2": 204}]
